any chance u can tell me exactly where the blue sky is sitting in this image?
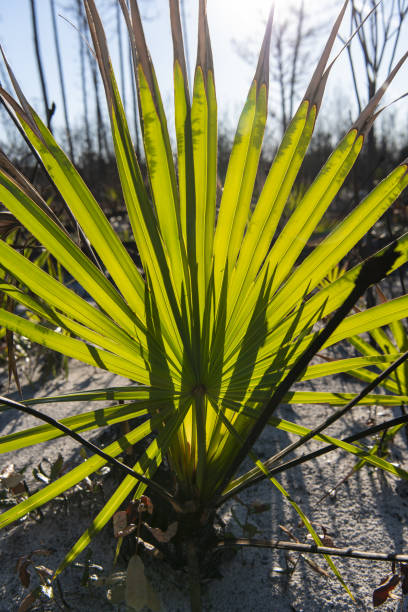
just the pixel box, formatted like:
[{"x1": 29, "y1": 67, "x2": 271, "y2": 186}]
[
  {"x1": 0, "y1": 0, "x2": 272, "y2": 142},
  {"x1": 0, "y1": 1, "x2": 407, "y2": 150}
]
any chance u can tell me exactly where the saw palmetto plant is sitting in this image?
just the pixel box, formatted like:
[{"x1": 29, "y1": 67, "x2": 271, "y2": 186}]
[{"x1": 1, "y1": 0, "x2": 408, "y2": 608}]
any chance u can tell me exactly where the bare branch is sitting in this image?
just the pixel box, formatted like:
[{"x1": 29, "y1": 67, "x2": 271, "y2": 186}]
[
  {"x1": 0, "y1": 393, "x2": 181, "y2": 511},
  {"x1": 216, "y1": 538, "x2": 408, "y2": 563}
]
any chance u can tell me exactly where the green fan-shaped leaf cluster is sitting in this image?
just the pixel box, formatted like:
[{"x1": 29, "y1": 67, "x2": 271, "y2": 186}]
[{"x1": 0, "y1": 0, "x2": 408, "y2": 595}]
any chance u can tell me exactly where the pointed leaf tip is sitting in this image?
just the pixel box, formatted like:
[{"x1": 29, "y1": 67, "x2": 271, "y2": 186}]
[
  {"x1": 352, "y1": 49, "x2": 408, "y2": 136},
  {"x1": 125, "y1": 0, "x2": 156, "y2": 94},
  {"x1": 303, "y1": 0, "x2": 348, "y2": 109},
  {"x1": 196, "y1": 0, "x2": 214, "y2": 79},
  {"x1": 169, "y1": 0, "x2": 190, "y2": 98},
  {"x1": 0, "y1": 48, "x2": 39, "y2": 134},
  {"x1": 254, "y1": 6, "x2": 273, "y2": 91},
  {"x1": 84, "y1": 0, "x2": 113, "y2": 106},
  {"x1": 399, "y1": 158, "x2": 408, "y2": 176}
]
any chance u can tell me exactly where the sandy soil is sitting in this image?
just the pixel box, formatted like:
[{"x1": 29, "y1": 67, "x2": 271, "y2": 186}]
[{"x1": 0, "y1": 358, "x2": 407, "y2": 611}]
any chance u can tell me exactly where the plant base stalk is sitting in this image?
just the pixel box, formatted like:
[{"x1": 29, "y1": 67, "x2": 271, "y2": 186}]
[{"x1": 187, "y1": 539, "x2": 202, "y2": 612}]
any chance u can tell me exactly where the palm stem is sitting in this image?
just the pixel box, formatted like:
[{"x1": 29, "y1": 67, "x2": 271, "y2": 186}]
[{"x1": 187, "y1": 539, "x2": 202, "y2": 612}]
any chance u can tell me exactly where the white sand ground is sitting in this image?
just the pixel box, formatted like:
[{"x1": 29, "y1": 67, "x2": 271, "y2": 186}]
[{"x1": 0, "y1": 358, "x2": 407, "y2": 611}]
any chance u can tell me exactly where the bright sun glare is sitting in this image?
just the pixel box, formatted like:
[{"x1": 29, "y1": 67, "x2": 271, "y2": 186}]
[
  {"x1": 215, "y1": 0, "x2": 319, "y2": 39},
  {"x1": 216, "y1": 0, "x2": 271, "y2": 37}
]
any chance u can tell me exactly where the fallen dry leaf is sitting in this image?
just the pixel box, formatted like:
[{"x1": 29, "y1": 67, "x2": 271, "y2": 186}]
[
  {"x1": 125, "y1": 555, "x2": 161, "y2": 611},
  {"x1": 17, "y1": 589, "x2": 39, "y2": 612},
  {"x1": 306, "y1": 532, "x2": 335, "y2": 547},
  {"x1": 16, "y1": 558, "x2": 31, "y2": 588},
  {"x1": 113, "y1": 511, "x2": 128, "y2": 538},
  {"x1": 373, "y1": 573, "x2": 400, "y2": 607},
  {"x1": 140, "y1": 495, "x2": 154, "y2": 514},
  {"x1": 34, "y1": 565, "x2": 53, "y2": 584},
  {"x1": 0, "y1": 464, "x2": 23, "y2": 489},
  {"x1": 126, "y1": 500, "x2": 139, "y2": 524},
  {"x1": 144, "y1": 522, "x2": 178, "y2": 543}
]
